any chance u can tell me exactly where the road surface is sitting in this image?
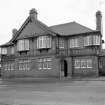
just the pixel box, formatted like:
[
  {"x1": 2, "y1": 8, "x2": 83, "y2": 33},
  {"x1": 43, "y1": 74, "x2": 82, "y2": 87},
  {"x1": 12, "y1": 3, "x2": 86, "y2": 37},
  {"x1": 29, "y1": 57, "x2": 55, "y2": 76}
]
[{"x1": 0, "y1": 78, "x2": 105, "y2": 105}]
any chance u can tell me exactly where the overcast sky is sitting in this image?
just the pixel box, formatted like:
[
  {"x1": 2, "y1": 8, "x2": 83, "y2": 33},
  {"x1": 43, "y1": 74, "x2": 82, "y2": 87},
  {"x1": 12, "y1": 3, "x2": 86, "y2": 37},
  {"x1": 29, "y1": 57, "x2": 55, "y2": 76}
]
[{"x1": 0, "y1": 0, "x2": 105, "y2": 46}]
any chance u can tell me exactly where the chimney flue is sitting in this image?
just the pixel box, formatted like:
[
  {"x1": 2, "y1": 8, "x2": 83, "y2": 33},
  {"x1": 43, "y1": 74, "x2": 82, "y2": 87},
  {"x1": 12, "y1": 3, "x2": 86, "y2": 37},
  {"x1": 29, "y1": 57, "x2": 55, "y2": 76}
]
[{"x1": 96, "y1": 10, "x2": 102, "y2": 33}]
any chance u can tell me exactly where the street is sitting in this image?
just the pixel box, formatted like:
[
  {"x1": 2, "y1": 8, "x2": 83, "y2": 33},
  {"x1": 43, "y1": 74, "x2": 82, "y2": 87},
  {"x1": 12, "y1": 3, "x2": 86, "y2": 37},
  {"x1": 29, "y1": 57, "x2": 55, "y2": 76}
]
[{"x1": 0, "y1": 78, "x2": 105, "y2": 105}]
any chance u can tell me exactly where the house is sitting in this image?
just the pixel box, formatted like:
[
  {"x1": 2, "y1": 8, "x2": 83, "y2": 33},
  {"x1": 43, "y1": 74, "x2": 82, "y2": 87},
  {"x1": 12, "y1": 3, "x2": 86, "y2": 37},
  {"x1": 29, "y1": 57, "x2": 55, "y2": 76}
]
[{"x1": 0, "y1": 9, "x2": 103, "y2": 78}]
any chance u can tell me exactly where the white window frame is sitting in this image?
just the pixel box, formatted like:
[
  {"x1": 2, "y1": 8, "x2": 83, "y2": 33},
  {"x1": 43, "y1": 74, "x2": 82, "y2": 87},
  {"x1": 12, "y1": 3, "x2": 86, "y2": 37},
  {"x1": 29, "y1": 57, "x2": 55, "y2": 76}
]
[
  {"x1": 69, "y1": 38, "x2": 79, "y2": 48},
  {"x1": 84, "y1": 36, "x2": 92, "y2": 46},
  {"x1": 81, "y1": 59, "x2": 87, "y2": 68},
  {"x1": 87, "y1": 59, "x2": 92, "y2": 68},
  {"x1": 93, "y1": 35, "x2": 100, "y2": 45},
  {"x1": 74, "y1": 59, "x2": 80, "y2": 69},
  {"x1": 38, "y1": 58, "x2": 52, "y2": 70},
  {"x1": 59, "y1": 38, "x2": 64, "y2": 49},
  {"x1": 1, "y1": 48, "x2": 7, "y2": 55},
  {"x1": 17, "y1": 39, "x2": 29, "y2": 51},
  {"x1": 37, "y1": 36, "x2": 51, "y2": 49}
]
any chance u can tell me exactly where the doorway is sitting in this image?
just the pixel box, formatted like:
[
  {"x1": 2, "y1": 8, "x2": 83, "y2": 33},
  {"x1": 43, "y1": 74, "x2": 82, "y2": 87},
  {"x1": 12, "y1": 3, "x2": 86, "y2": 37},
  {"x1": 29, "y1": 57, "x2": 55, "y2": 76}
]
[
  {"x1": 61, "y1": 59, "x2": 68, "y2": 77},
  {"x1": 99, "y1": 57, "x2": 105, "y2": 76}
]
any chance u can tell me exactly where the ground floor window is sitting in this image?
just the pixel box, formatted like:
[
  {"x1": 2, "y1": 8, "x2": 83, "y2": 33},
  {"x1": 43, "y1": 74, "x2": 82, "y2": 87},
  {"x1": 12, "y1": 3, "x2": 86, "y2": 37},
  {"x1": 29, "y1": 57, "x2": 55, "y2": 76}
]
[
  {"x1": 3, "y1": 62, "x2": 15, "y2": 71},
  {"x1": 18, "y1": 59, "x2": 31, "y2": 71},
  {"x1": 38, "y1": 58, "x2": 52, "y2": 70},
  {"x1": 74, "y1": 59, "x2": 92, "y2": 69}
]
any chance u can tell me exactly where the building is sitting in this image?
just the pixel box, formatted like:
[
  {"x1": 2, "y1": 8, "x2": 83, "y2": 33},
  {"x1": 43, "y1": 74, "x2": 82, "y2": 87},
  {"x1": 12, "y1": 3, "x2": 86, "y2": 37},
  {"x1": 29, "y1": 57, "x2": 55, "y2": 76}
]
[{"x1": 0, "y1": 9, "x2": 103, "y2": 78}]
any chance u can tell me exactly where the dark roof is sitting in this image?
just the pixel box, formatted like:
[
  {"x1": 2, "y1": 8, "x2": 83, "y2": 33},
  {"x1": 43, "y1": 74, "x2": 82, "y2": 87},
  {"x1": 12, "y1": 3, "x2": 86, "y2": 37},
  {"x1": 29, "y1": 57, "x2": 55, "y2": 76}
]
[
  {"x1": 0, "y1": 16, "x2": 56, "y2": 47},
  {"x1": 50, "y1": 21, "x2": 94, "y2": 35},
  {"x1": 0, "y1": 19, "x2": 98, "y2": 47}
]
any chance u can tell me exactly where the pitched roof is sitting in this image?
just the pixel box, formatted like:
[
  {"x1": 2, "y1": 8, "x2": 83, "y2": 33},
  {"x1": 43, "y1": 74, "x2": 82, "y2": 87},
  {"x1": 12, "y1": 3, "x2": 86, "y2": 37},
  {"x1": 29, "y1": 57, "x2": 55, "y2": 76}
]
[
  {"x1": 16, "y1": 17, "x2": 56, "y2": 40},
  {"x1": 50, "y1": 21, "x2": 94, "y2": 35}
]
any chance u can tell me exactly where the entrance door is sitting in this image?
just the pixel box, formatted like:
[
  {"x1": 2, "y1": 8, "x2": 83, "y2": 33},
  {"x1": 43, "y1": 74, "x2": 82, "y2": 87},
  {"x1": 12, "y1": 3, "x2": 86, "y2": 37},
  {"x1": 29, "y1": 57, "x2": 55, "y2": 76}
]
[
  {"x1": 99, "y1": 57, "x2": 105, "y2": 76},
  {"x1": 61, "y1": 60, "x2": 68, "y2": 77},
  {"x1": 64, "y1": 60, "x2": 68, "y2": 77}
]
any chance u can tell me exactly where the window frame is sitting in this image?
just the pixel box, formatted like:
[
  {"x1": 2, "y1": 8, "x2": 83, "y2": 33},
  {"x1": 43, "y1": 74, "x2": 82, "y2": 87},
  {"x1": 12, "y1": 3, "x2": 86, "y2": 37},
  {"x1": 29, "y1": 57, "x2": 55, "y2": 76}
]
[
  {"x1": 37, "y1": 36, "x2": 52, "y2": 49},
  {"x1": 74, "y1": 59, "x2": 80, "y2": 69},
  {"x1": 69, "y1": 38, "x2": 79, "y2": 48},
  {"x1": 17, "y1": 39, "x2": 30, "y2": 51}
]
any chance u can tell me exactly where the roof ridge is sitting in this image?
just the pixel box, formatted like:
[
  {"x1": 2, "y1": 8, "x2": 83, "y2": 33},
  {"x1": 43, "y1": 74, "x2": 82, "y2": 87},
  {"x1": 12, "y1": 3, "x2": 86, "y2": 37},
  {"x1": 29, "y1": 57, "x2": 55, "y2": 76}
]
[
  {"x1": 49, "y1": 21, "x2": 75, "y2": 28},
  {"x1": 75, "y1": 22, "x2": 94, "y2": 31}
]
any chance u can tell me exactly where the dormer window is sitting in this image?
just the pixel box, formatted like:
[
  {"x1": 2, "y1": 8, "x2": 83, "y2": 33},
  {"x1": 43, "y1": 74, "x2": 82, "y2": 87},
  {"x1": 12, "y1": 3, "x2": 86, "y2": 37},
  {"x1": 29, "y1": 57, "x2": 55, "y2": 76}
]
[
  {"x1": 1, "y1": 47, "x2": 7, "y2": 55},
  {"x1": 17, "y1": 39, "x2": 29, "y2": 51},
  {"x1": 37, "y1": 36, "x2": 51, "y2": 49}
]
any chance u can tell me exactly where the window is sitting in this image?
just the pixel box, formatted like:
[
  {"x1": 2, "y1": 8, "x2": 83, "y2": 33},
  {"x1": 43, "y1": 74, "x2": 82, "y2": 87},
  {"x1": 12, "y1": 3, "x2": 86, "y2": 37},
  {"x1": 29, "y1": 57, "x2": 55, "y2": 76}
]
[
  {"x1": 17, "y1": 39, "x2": 29, "y2": 51},
  {"x1": 38, "y1": 58, "x2": 52, "y2": 70},
  {"x1": 84, "y1": 35, "x2": 101, "y2": 46},
  {"x1": 93, "y1": 35, "x2": 100, "y2": 45},
  {"x1": 74, "y1": 59, "x2": 80, "y2": 68},
  {"x1": 69, "y1": 38, "x2": 79, "y2": 48},
  {"x1": 87, "y1": 59, "x2": 92, "y2": 68},
  {"x1": 38, "y1": 59, "x2": 43, "y2": 70},
  {"x1": 37, "y1": 36, "x2": 51, "y2": 49},
  {"x1": 81, "y1": 59, "x2": 87, "y2": 68},
  {"x1": 4, "y1": 63, "x2": 14, "y2": 71},
  {"x1": 59, "y1": 38, "x2": 64, "y2": 48},
  {"x1": 74, "y1": 59, "x2": 92, "y2": 69},
  {"x1": 1, "y1": 48, "x2": 7, "y2": 55},
  {"x1": 84, "y1": 36, "x2": 92, "y2": 46},
  {"x1": 18, "y1": 59, "x2": 30, "y2": 70}
]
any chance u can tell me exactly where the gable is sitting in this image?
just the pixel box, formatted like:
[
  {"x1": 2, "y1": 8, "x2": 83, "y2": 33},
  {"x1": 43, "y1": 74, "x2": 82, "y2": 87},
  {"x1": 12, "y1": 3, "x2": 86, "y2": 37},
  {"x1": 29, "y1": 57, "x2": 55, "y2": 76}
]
[
  {"x1": 50, "y1": 22, "x2": 94, "y2": 36},
  {"x1": 17, "y1": 21, "x2": 45, "y2": 39},
  {"x1": 17, "y1": 18, "x2": 55, "y2": 40}
]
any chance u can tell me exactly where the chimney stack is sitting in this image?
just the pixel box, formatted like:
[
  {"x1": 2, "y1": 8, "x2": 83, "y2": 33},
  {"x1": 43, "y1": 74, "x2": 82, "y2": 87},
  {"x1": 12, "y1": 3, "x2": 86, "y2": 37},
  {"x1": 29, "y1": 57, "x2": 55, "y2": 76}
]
[
  {"x1": 12, "y1": 28, "x2": 17, "y2": 37},
  {"x1": 29, "y1": 8, "x2": 38, "y2": 20},
  {"x1": 96, "y1": 10, "x2": 102, "y2": 33}
]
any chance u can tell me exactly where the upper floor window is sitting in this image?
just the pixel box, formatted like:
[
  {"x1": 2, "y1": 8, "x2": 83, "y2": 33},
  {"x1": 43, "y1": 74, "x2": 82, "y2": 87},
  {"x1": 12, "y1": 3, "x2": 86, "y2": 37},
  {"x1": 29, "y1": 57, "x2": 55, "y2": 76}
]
[
  {"x1": 69, "y1": 38, "x2": 79, "y2": 48},
  {"x1": 93, "y1": 35, "x2": 100, "y2": 45},
  {"x1": 59, "y1": 38, "x2": 64, "y2": 48},
  {"x1": 84, "y1": 36, "x2": 92, "y2": 46},
  {"x1": 37, "y1": 36, "x2": 51, "y2": 49},
  {"x1": 17, "y1": 39, "x2": 29, "y2": 51},
  {"x1": 1, "y1": 48, "x2": 7, "y2": 55},
  {"x1": 84, "y1": 35, "x2": 100, "y2": 46}
]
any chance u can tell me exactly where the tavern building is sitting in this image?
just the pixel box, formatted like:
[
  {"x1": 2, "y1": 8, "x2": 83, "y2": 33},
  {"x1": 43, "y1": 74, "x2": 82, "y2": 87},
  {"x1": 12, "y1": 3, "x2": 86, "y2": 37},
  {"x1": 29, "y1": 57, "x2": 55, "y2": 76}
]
[{"x1": 0, "y1": 9, "x2": 104, "y2": 78}]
